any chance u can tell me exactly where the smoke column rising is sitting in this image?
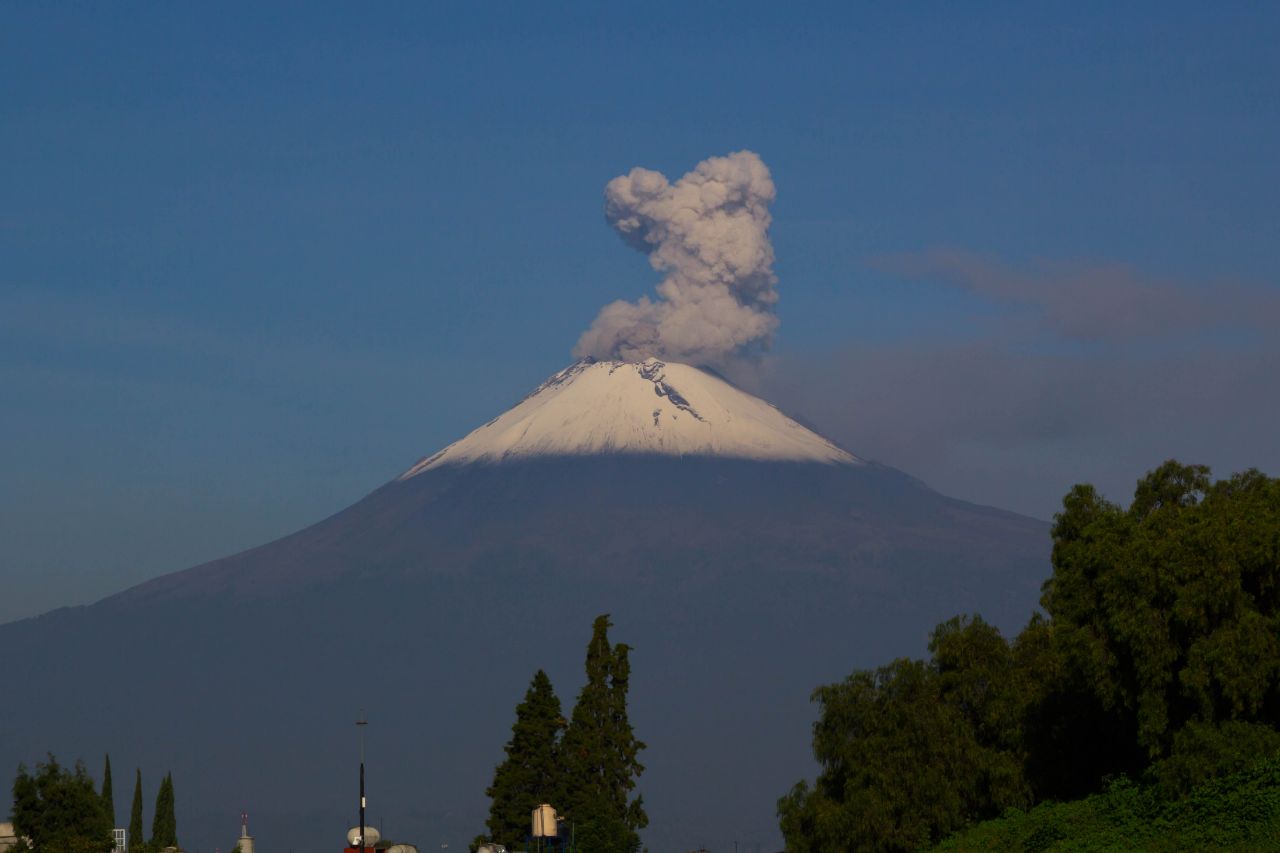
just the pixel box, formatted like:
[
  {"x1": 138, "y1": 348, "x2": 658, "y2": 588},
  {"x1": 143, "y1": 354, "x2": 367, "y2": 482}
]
[{"x1": 574, "y1": 151, "x2": 779, "y2": 366}]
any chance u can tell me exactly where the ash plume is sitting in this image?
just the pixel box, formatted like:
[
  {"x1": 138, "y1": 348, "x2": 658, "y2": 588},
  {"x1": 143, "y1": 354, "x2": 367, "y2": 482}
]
[{"x1": 574, "y1": 150, "x2": 779, "y2": 366}]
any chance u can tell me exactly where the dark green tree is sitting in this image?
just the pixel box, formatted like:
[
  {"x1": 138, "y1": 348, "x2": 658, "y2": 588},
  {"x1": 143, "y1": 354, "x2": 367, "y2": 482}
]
[
  {"x1": 128, "y1": 769, "x2": 144, "y2": 853},
  {"x1": 1147, "y1": 719, "x2": 1280, "y2": 798},
  {"x1": 1039, "y1": 461, "x2": 1280, "y2": 789},
  {"x1": 559, "y1": 615, "x2": 647, "y2": 853},
  {"x1": 929, "y1": 615, "x2": 1031, "y2": 807},
  {"x1": 780, "y1": 460, "x2": 1280, "y2": 850},
  {"x1": 483, "y1": 669, "x2": 567, "y2": 848},
  {"x1": 10, "y1": 755, "x2": 115, "y2": 853},
  {"x1": 101, "y1": 754, "x2": 115, "y2": 828},
  {"x1": 1015, "y1": 611, "x2": 1142, "y2": 801},
  {"x1": 149, "y1": 773, "x2": 177, "y2": 850},
  {"x1": 778, "y1": 620, "x2": 1031, "y2": 853}
]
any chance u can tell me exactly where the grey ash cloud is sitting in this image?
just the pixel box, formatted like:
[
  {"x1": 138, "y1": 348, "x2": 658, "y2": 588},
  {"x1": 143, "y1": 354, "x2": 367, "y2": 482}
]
[
  {"x1": 875, "y1": 248, "x2": 1280, "y2": 342},
  {"x1": 574, "y1": 151, "x2": 779, "y2": 367},
  {"x1": 763, "y1": 249, "x2": 1280, "y2": 519}
]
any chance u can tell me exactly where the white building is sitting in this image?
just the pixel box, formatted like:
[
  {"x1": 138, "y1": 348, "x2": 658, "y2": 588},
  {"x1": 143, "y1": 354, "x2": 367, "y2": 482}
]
[{"x1": 0, "y1": 823, "x2": 20, "y2": 853}]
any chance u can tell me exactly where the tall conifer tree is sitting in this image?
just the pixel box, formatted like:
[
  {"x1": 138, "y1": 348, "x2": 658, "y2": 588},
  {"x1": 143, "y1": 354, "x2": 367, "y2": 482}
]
[
  {"x1": 165, "y1": 773, "x2": 178, "y2": 848},
  {"x1": 128, "y1": 769, "x2": 144, "y2": 853},
  {"x1": 101, "y1": 753, "x2": 115, "y2": 827},
  {"x1": 484, "y1": 669, "x2": 567, "y2": 848},
  {"x1": 150, "y1": 773, "x2": 177, "y2": 850},
  {"x1": 559, "y1": 614, "x2": 647, "y2": 853}
]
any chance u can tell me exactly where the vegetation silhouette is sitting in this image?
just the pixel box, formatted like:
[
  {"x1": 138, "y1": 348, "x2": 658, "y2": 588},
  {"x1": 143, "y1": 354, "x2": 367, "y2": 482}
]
[
  {"x1": 780, "y1": 461, "x2": 1280, "y2": 851},
  {"x1": 479, "y1": 615, "x2": 646, "y2": 853}
]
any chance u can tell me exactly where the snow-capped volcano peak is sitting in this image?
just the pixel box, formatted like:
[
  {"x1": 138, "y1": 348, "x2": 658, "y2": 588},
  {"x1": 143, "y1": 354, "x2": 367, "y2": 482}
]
[{"x1": 400, "y1": 358, "x2": 859, "y2": 478}]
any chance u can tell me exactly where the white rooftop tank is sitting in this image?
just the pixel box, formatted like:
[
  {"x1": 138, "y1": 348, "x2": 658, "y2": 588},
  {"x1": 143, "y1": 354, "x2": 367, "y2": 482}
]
[
  {"x1": 531, "y1": 804, "x2": 558, "y2": 838},
  {"x1": 347, "y1": 826, "x2": 382, "y2": 847}
]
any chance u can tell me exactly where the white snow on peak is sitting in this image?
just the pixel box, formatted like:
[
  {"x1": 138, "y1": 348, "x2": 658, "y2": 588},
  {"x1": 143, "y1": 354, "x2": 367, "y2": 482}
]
[{"x1": 399, "y1": 358, "x2": 859, "y2": 478}]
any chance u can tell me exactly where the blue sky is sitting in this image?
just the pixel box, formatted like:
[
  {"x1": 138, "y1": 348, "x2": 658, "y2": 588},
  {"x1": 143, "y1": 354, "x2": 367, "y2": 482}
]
[{"x1": 3, "y1": 2, "x2": 1278, "y2": 622}]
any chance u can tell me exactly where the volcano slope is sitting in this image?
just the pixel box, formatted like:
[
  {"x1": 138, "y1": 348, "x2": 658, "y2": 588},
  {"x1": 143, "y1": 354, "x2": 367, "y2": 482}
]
[{"x1": 0, "y1": 361, "x2": 1050, "y2": 852}]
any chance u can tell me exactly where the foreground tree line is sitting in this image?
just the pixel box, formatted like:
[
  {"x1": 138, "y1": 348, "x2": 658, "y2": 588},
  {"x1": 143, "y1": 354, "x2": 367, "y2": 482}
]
[
  {"x1": 779, "y1": 461, "x2": 1280, "y2": 852},
  {"x1": 477, "y1": 614, "x2": 647, "y2": 853},
  {"x1": 9, "y1": 754, "x2": 178, "y2": 853},
  {"x1": 935, "y1": 754, "x2": 1280, "y2": 851}
]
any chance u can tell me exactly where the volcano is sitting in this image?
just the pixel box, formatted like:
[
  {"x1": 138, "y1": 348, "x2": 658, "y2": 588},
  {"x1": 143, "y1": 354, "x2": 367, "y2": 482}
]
[{"x1": 0, "y1": 359, "x2": 1049, "y2": 852}]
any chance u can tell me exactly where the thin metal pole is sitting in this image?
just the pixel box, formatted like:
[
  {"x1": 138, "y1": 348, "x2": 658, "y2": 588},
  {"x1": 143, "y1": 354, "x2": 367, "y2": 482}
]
[{"x1": 357, "y1": 712, "x2": 368, "y2": 851}]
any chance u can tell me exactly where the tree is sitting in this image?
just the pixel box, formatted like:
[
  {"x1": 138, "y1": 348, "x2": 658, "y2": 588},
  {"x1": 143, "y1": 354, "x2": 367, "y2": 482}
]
[
  {"x1": 484, "y1": 669, "x2": 567, "y2": 849},
  {"x1": 128, "y1": 769, "x2": 144, "y2": 853},
  {"x1": 929, "y1": 615, "x2": 1031, "y2": 808},
  {"x1": 778, "y1": 622, "x2": 1031, "y2": 853},
  {"x1": 780, "y1": 460, "x2": 1280, "y2": 850},
  {"x1": 101, "y1": 754, "x2": 115, "y2": 828},
  {"x1": 559, "y1": 615, "x2": 647, "y2": 853},
  {"x1": 10, "y1": 755, "x2": 115, "y2": 853},
  {"x1": 1147, "y1": 719, "x2": 1280, "y2": 798},
  {"x1": 1041, "y1": 462, "x2": 1280, "y2": 779},
  {"x1": 150, "y1": 773, "x2": 177, "y2": 850},
  {"x1": 1015, "y1": 612, "x2": 1143, "y2": 801}
]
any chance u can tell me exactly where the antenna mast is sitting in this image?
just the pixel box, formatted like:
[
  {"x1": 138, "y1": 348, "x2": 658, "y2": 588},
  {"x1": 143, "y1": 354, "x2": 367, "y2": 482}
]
[{"x1": 357, "y1": 712, "x2": 368, "y2": 851}]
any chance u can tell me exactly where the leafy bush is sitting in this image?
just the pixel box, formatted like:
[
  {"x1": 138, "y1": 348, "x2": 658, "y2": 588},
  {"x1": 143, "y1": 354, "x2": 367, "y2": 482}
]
[
  {"x1": 933, "y1": 755, "x2": 1280, "y2": 851},
  {"x1": 1146, "y1": 719, "x2": 1280, "y2": 798}
]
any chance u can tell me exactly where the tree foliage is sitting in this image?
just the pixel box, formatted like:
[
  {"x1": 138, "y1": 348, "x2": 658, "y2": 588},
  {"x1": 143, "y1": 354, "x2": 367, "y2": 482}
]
[
  {"x1": 1148, "y1": 719, "x2": 1280, "y2": 799},
  {"x1": 778, "y1": 619, "x2": 1031, "y2": 852},
  {"x1": 477, "y1": 616, "x2": 646, "y2": 852},
  {"x1": 128, "y1": 769, "x2": 144, "y2": 853},
  {"x1": 936, "y1": 753, "x2": 1280, "y2": 852},
  {"x1": 484, "y1": 669, "x2": 567, "y2": 849},
  {"x1": 11, "y1": 755, "x2": 115, "y2": 853},
  {"x1": 780, "y1": 461, "x2": 1280, "y2": 852},
  {"x1": 1041, "y1": 462, "x2": 1280, "y2": 768},
  {"x1": 149, "y1": 772, "x2": 177, "y2": 850},
  {"x1": 559, "y1": 615, "x2": 647, "y2": 853},
  {"x1": 101, "y1": 754, "x2": 115, "y2": 828}
]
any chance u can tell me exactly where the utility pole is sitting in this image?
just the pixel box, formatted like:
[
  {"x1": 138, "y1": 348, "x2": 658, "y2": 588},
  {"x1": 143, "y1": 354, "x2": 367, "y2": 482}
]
[{"x1": 357, "y1": 712, "x2": 368, "y2": 852}]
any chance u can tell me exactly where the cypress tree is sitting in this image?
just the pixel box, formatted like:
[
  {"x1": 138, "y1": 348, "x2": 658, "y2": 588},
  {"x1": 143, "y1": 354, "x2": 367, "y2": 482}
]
[
  {"x1": 167, "y1": 774, "x2": 177, "y2": 847},
  {"x1": 484, "y1": 669, "x2": 567, "y2": 848},
  {"x1": 128, "y1": 769, "x2": 144, "y2": 853},
  {"x1": 610, "y1": 641, "x2": 648, "y2": 838},
  {"x1": 559, "y1": 615, "x2": 647, "y2": 853},
  {"x1": 101, "y1": 753, "x2": 115, "y2": 827},
  {"x1": 150, "y1": 773, "x2": 177, "y2": 850}
]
